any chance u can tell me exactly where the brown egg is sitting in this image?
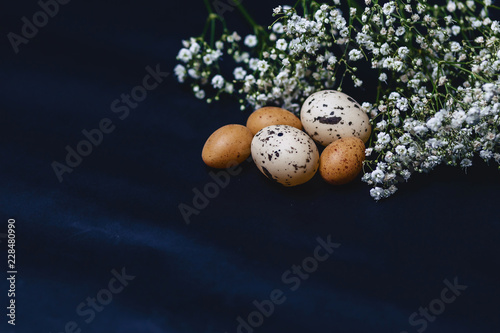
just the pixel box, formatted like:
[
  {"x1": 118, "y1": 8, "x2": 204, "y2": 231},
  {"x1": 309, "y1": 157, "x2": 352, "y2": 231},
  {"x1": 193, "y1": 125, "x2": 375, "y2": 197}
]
[
  {"x1": 202, "y1": 124, "x2": 253, "y2": 168},
  {"x1": 246, "y1": 106, "x2": 302, "y2": 135},
  {"x1": 319, "y1": 137, "x2": 366, "y2": 185}
]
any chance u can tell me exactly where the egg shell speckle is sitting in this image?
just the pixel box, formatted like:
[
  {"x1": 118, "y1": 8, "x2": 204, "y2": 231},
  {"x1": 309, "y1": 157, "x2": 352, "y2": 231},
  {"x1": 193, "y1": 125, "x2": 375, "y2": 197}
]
[
  {"x1": 301, "y1": 90, "x2": 371, "y2": 146},
  {"x1": 251, "y1": 125, "x2": 319, "y2": 186},
  {"x1": 202, "y1": 124, "x2": 253, "y2": 169},
  {"x1": 319, "y1": 137, "x2": 366, "y2": 185},
  {"x1": 246, "y1": 106, "x2": 302, "y2": 136}
]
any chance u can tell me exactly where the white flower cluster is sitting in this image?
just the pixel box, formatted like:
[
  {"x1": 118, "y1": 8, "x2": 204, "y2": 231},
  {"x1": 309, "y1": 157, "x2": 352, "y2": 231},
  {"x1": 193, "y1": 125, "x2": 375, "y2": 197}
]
[
  {"x1": 175, "y1": 34, "x2": 240, "y2": 101},
  {"x1": 351, "y1": 0, "x2": 500, "y2": 200},
  {"x1": 364, "y1": 81, "x2": 500, "y2": 200},
  {"x1": 175, "y1": 0, "x2": 500, "y2": 200},
  {"x1": 174, "y1": 4, "x2": 354, "y2": 113}
]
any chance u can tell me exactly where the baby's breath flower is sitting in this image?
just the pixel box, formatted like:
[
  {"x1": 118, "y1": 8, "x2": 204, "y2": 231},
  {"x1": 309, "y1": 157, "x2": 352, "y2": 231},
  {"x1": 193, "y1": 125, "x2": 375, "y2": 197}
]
[
  {"x1": 276, "y1": 39, "x2": 288, "y2": 51},
  {"x1": 257, "y1": 60, "x2": 270, "y2": 73},
  {"x1": 211, "y1": 75, "x2": 224, "y2": 89},
  {"x1": 450, "y1": 41, "x2": 461, "y2": 52},
  {"x1": 244, "y1": 35, "x2": 258, "y2": 48},
  {"x1": 447, "y1": 1, "x2": 456, "y2": 12},
  {"x1": 203, "y1": 54, "x2": 213, "y2": 65},
  {"x1": 370, "y1": 187, "x2": 385, "y2": 200},
  {"x1": 248, "y1": 58, "x2": 260, "y2": 71},
  {"x1": 371, "y1": 169, "x2": 385, "y2": 183},
  {"x1": 174, "y1": 64, "x2": 186, "y2": 83},
  {"x1": 188, "y1": 68, "x2": 199, "y2": 79},
  {"x1": 382, "y1": 2, "x2": 396, "y2": 16},
  {"x1": 177, "y1": 48, "x2": 192, "y2": 63},
  {"x1": 349, "y1": 49, "x2": 363, "y2": 61},
  {"x1": 189, "y1": 42, "x2": 200, "y2": 54},
  {"x1": 273, "y1": 22, "x2": 284, "y2": 34},
  {"x1": 194, "y1": 89, "x2": 205, "y2": 99}
]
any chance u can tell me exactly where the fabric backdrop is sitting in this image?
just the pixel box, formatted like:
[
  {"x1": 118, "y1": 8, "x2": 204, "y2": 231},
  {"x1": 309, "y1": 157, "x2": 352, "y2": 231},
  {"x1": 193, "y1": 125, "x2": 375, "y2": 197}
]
[{"x1": 1, "y1": 0, "x2": 499, "y2": 332}]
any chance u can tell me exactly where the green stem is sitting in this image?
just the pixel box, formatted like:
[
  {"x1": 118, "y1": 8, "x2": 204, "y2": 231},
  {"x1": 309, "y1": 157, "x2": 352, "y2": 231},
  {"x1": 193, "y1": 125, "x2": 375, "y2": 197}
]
[
  {"x1": 235, "y1": 3, "x2": 264, "y2": 35},
  {"x1": 203, "y1": 0, "x2": 216, "y2": 47},
  {"x1": 203, "y1": 0, "x2": 212, "y2": 13}
]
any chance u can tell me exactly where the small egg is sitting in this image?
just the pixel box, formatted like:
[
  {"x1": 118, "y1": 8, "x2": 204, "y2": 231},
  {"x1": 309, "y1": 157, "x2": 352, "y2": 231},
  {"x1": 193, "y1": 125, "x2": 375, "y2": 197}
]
[
  {"x1": 300, "y1": 90, "x2": 371, "y2": 146},
  {"x1": 202, "y1": 124, "x2": 253, "y2": 168},
  {"x1": 319, "y1": 137, "x2": 366, "y2": 185},
  {"x1": 246, "y1": 106, "x2": 302, "y2": 135},
  {"x1": 251, "y1": 125, "x2": 319, "y2": 186}
]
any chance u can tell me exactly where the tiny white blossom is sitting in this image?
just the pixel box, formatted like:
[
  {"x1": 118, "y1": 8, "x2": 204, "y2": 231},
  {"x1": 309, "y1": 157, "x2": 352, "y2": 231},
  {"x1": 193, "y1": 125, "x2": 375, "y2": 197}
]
[
  {"x1": 225, "y1": 82, "x2": 234, "y2": 94},
  {"x1": 480, "y1": 150, "x2": 493, "y2": 160},
  {"x1": 189, "y1": 42, "x2": 200, "y2": 54},
  {"x1": 349, "y1": 49, "x2": 363, "y2": 61},
  {"x1": 492, "y1": 21, "x2": 500, "y2": 33},
  {"x1": 438, "y1": 76, "x2": 448, "y2": 86},
  {"x1": 376, "y1": 119, "x2": 387, "y2": 130},
  {"x1": 370, "y1": 187, "x2": 385, "y2": 200},
  {"x1": 249, "y1": 58, "x2": 260, "y2": 71},
  {"x1": 353, "y1": 78, "x2": 363, "y2": 87},
  {"x1": 395, "y1": 145, "x2": 407, "y2": 155},
  {"x1": 195, "y1": 89, "x2": 205, "y2": 99},
  {"x1": 273, "y1": 22, "x2": 285, "y2": 34},
  {"x1": 397, "y1": 46, "x2": 410, "y2": 58},
  {"x1": 426, "y1": 117, "x2": 442, "y2": 131},
  {"x1": 371, "y1": 169, "x2": 386, "y2": 183},
  {"x1": 380, "y1": 43, "x2": 391, "y2": 56},
  {"x1": 328, "y1": 55, "x2": 337, "y2": 65},
  {"x1": 382, "y1": 2, "x2": 396, "y2": 16},
  {"x1": 276, "y1": 39, "x2": 288, "y2": 51},
  {"x1": 244, "y1": 35, "x2": 258, "y2": 47},
  {"x1": 450, "y1": 41, "x2": 461, "y2": 52},
  {"x1": 401, "y1": 170, "x2": 411, "y2": 181},
  {"x1": 211, "y1": 75, "x2": 224, "y2": 89},
  {"x1": 177, "y1": 48, "x2": 192, "y2": 63},
  {"x1": 203, "y1": 54, "x2": 213, "y2": 65},
  {"x1": 451, "y1": 25, "x2": 461, "y2": 35},
  {"x1": 377, "y1": 132, "x2": 391, "y2": 145},
  {"x1": 447, "y1": 1, "x2": 456, "y2": 12},
  {"x1": 257, "y1": 60, "x2": 270, "y2": 73},
  {"x1": 460, "y1": 158, "x2": 472, "y2": 168},
  {"x1": 396, "y1": 26, "x2": 405, "y2": 36},
  {"x1": 188, "y1": 68, "x2": 199, "y2": 79}
]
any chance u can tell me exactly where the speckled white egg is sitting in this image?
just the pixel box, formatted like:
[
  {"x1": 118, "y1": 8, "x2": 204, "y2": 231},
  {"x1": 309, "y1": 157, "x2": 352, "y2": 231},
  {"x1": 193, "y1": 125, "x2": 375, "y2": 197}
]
[
  {"x1": 251, "y1": 125, "x2": 319, "y2": 186},
  {"x1": 300, "y1": 90, "x2": 371, "y2": 146}
]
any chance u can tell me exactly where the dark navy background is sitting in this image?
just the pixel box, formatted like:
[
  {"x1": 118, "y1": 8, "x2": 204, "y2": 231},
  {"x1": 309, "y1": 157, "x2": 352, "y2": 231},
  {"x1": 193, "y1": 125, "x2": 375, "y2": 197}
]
[{"x1": 1, "y1": 1, "x2": 499, "y2": 332}]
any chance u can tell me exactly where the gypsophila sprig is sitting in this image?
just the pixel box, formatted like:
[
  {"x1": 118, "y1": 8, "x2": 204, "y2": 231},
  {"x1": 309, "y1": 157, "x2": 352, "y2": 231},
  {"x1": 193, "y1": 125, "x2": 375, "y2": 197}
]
[{"x1": 175, "y1": 0, "x2": 500, "y2": 200}]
